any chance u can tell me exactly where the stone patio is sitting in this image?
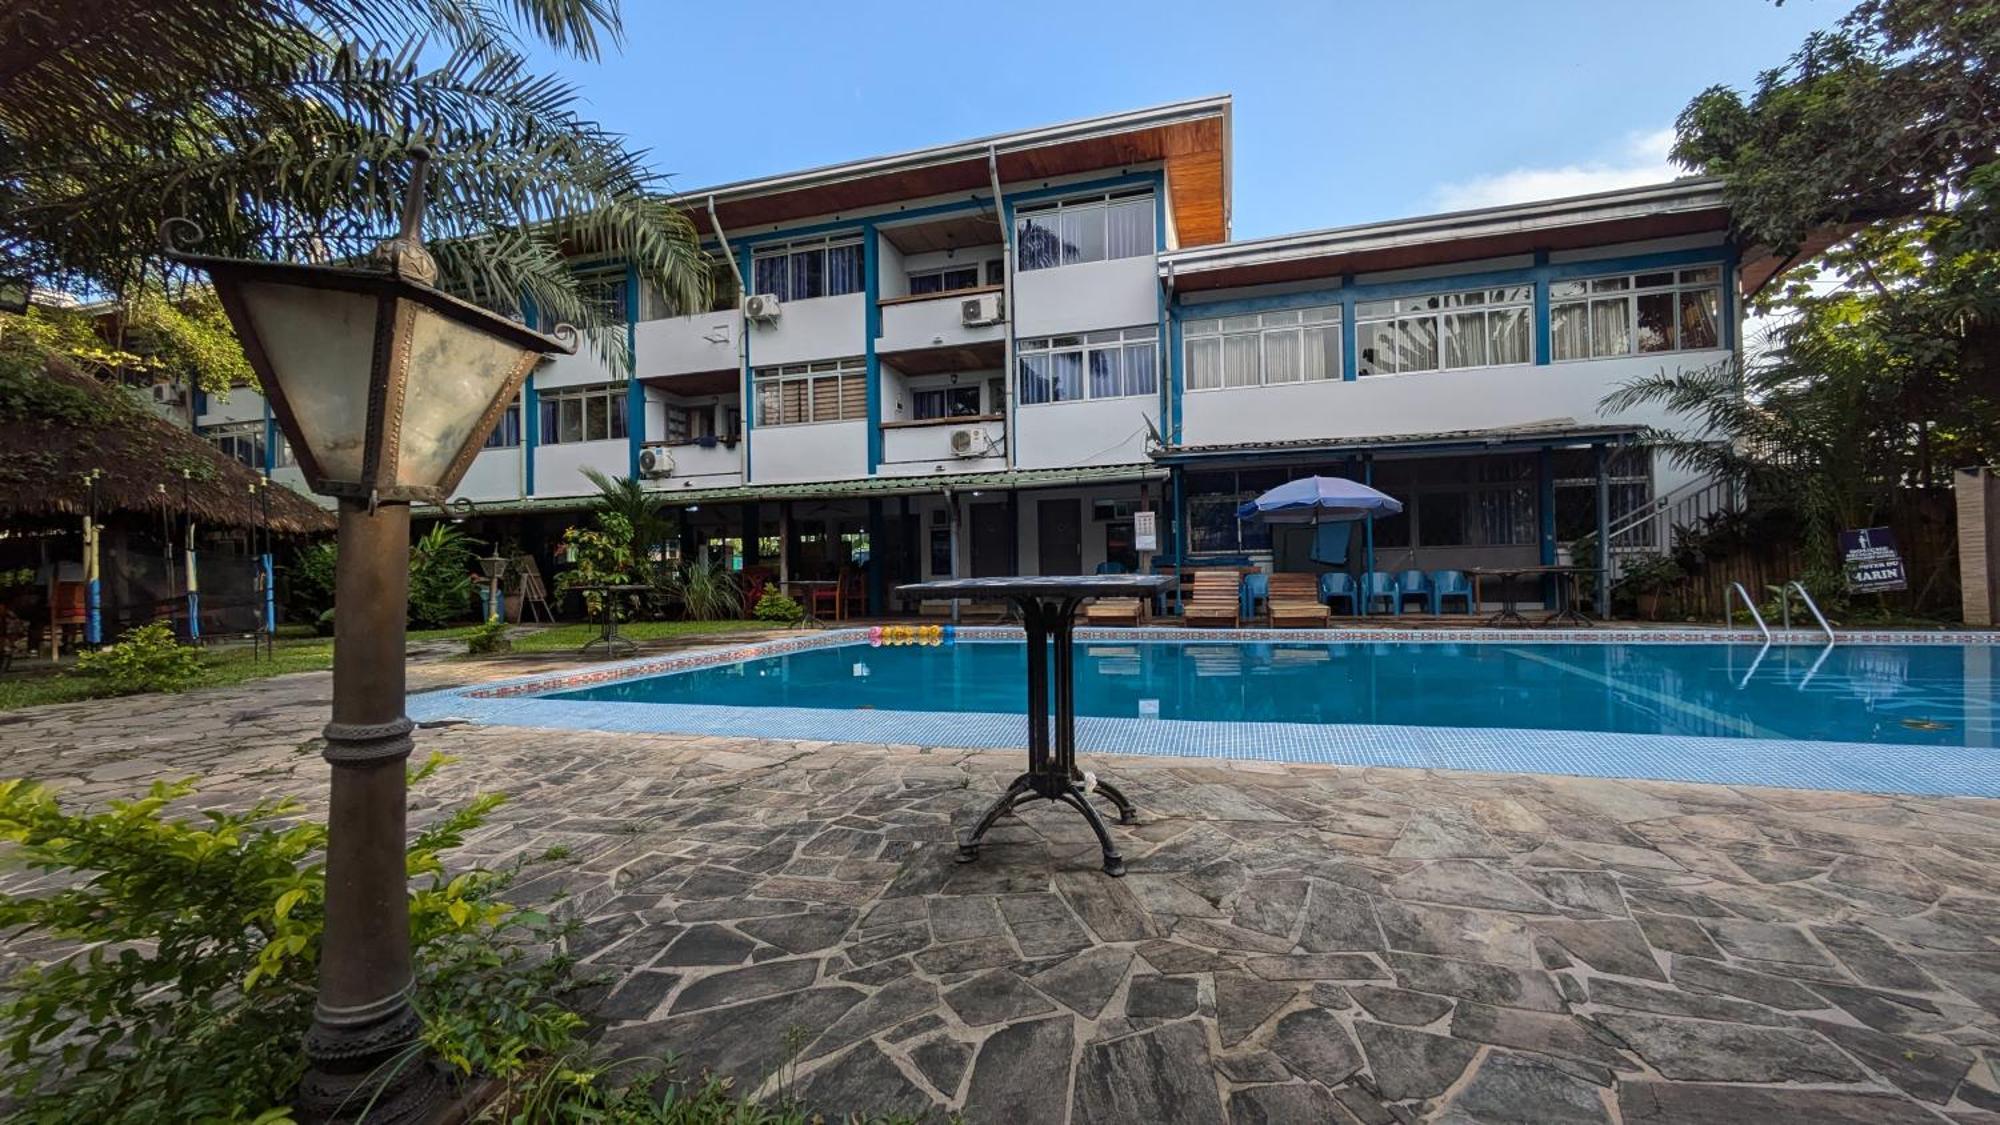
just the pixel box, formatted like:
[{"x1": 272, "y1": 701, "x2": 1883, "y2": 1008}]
[{"x1": 4, "y1": 653, "x2": 2000, "y2": 1123}]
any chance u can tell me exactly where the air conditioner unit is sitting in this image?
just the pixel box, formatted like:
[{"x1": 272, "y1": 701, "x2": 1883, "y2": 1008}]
[
  {"x1": 149, "y1": 383, "x2": 184, "y2": 406},
  {"x1": 638, "y1": 447, "x2": 675, "y2": 479},
  {"x1": 949, "y1": 428, "x2": 986, "y2": 458},
  {"x1": 743, "y1": 293, "x2": 782, "y2": 322},
  {"x1": 960, "y1": 294, "x2": 1004, "y2": 326}
]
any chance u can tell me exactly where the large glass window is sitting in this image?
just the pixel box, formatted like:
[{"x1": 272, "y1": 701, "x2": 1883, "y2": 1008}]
[
  {"x1": 1016, "y1": 327, "x2": 1157, "y2": 405},
  {"x1": 1551, "y1": 266, "x2": 1723, "y2": 361},
  {"x1": 482, "y1": 402, "x2": 521, "y2": 449},
  {"x1": 749, "y1": 235, "x2": 865, "y2": 302},
  {"x1": 912, "y1": 385, "x2": 984, "y2": 420},
  {"x1": 537, "y1": 384, "x2": 629, "y2": 444},
  {"x1": 1015, "y1": 191, "x2": 1155, "y2": 272},
  {"x1": 906, "y1": 264, "x2": 984, "y2": 296},
  {"x1": 205, "y1": 424, "x2": 265, "y2": 468},
  {"x1": 1356, "y1": 285, "x2": 1532, "y2": 376},
  {"x1": 754, "y1": 359, "x2": 866, "y2": 426},
  {"x1": 1184, "y1": 306, "x2": 1342, "y2": 391}
]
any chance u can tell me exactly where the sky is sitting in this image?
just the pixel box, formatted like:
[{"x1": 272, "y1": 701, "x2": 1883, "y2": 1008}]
[{"x1": 531, "y1": 0, "x2": 1853, "y2": 240}]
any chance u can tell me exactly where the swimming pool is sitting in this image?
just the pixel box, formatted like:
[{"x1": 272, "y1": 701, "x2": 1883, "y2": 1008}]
[{"x1": 409, "y1": 629, "x2": 2000, "y2": 797}]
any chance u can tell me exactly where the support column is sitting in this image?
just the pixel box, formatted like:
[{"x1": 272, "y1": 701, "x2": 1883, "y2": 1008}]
[
  {"x1": 1007, "y1": 490, "x2": 1022, "y2": 574},
  {"x1": 1363, "y1": 456, "x2": 1376, "y2": 580},
  {"x1": 302, "y1": 500, "x2": 438, "y2": 1123},
  {"x1": 866, "y1": 498, "x2": 885, "y2": 616},
  {"x1": 778, "y1": 500, "x2": 792, "y2": 585},
  {"x1": 1594, "y1": 443, "x2": 1611, "y2": 619},
  {"x1": 1539, "y1": 446, "x2": 1557, "y2": 606},
  {"x1": 741, "y1": 502, "x2": 761, "y2": 569}
]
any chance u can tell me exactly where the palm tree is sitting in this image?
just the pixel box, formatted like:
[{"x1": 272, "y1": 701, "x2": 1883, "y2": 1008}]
[
  {"x1": 0, "y1": 0, "x2": 710, "y2": 355},
  {"x1": 580, "y1": 466, "x2": 670, "y2": 555}
]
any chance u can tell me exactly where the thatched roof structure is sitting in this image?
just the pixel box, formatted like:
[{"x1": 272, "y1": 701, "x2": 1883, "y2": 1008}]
[{"x1": 0, "y1": 357, "x2": 335, "y2": 534}]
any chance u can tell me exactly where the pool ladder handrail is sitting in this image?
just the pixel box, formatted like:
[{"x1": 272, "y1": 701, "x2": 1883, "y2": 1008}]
[
  {"x1": 1725, "y1": 582, "x2": 1770, "y2": 643},
  {"x1": 1778, "y1": 581, "x2": 1836, "y2": 644}
]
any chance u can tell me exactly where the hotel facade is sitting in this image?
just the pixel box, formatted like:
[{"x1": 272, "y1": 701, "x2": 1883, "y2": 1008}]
[{"x1": 195, "y1": 96, "x2": 1779, "y2": 614}]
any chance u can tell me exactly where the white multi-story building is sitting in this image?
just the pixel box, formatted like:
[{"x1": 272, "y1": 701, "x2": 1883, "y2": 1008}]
[{"x1": 198, "y1": 96, "x2": 1781, "y2": 614}]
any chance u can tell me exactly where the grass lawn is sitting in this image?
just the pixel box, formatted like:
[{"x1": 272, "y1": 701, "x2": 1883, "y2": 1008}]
[{"x1": 0, "y1": 620, "x2": 778, "y2": 711}]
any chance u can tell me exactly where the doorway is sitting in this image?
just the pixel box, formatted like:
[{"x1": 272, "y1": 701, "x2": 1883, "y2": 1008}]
[
  {"x1": 970, "y1": 502, "x2": 1011, "y2": 577},
  {"x1": 1037, "y1": 498, "x2": 1082, "y2": 575}
]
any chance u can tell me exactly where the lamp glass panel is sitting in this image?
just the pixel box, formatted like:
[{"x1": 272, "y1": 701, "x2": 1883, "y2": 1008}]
[
  {"x1": 235, "y1": 281, "x2": 379, "y2": 483},
  {"x1": 396, "y1": 302, "x2": 536, "y2": 490}
]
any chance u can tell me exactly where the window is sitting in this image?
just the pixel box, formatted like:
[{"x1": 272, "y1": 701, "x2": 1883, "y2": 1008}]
[
  {"x1": 1017, "y1": 327, "x2": 1157, "y2": 405},
  {"x1": 754, "y1": 358, "x2": 867, "y2": 426},
  {"x1": 206, "y1": 425, "x2": 265, "y2": 468},
  {"x1": 750, "y1": 235, "x2": 864, "y2": 302},
  {"x1": 482, "y1": 402, "x2": 521, "y2": 449},
  {"x1": 985, "y1": 259, "x2": 1006, "y2": 286},
  {"x1": 536, "y1": 384, "x2": 629, "y2": 444},
  {"x1": 906, "y1": 264, "x2": 984, "y2": 296},
  {"x1": 1356, "y1": 286, "x2": 1533, "y2": 376},
  {"x1": 1184, "y1": 306, "x2": 1343, "y2": 391},
  {"x1": 1015, "y1": 191, "x2": 1155, "y2": 271},
  {"x1": 1551, "y1": 266, "x2": 1723, "y2": 361},
  {"x1": 273, "y1": 435, "x2": 296, "y2": 469},
  {"x1": 912, "y1": 385, "x2": 983, "y2": 420},
  {"x1": 663, "y1": 404, "x2": 716, "y2": 444}
]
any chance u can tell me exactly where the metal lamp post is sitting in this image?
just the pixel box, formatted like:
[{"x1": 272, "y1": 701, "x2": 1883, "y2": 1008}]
[
  {"x1": 168, "y1": 151, "x2": 574, "y2": 1122},
  {"x1": 477, "y1": 553, "x2": 510, "y2": 624}
]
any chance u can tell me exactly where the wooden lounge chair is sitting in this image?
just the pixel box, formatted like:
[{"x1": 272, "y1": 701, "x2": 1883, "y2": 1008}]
[
  {"x1": 1267, "y1": 572, "x2": 1331, "y2": 627},
  {"x1": 1083, "y1": 598, "x2": 1143, "y2": 625},
  {"x1": 1182, "y1": 568, "x2": 1242, "y2": 627}
]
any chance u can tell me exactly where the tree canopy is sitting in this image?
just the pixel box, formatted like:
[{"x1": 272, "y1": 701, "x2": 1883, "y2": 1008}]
[{"x1": 0, "y1": 0, "x2": 710, "y2": 353}]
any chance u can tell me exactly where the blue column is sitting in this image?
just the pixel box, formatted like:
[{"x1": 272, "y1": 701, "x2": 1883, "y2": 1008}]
[
  {"x1": 625, "y1": 264, "x2": 643, "y2": 479},
  {"x1": 1532, "y1": 250, "x2": 1552, "y2": 366},
  {"x1": 863, "y1": 224, "x2": 882, "y2": 473},
  {"x1": 1165, "y1": 300, "x2": 1184, "y2": 443},
  {"x1": 1339, "y1": 275, "x2": 1358, "y2": 381},
  {"x1": 522, "y1": 373, "x2": 538, "y2": 495}
]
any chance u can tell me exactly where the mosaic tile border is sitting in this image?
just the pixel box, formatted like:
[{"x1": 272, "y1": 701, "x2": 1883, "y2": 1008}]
[{"x1": 415, "y1": 626, "x2": 2000, "y2": 799}]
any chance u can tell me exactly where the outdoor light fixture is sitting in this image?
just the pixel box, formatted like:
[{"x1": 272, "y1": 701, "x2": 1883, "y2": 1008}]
[{"x1": 168, "y1": 150, "x2": 573, "y2": 1123}]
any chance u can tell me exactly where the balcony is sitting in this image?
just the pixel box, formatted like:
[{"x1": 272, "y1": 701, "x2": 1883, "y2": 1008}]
[
  {"x1": 877, "y1": 286, "x2": 1007, "y2": 359},
  {"x1": 879, "y1": 416, "x2": 1007, "y2": 477},
  {"x1": 638, "y1": 438, "x2": 742, "y2": 492},
  {"x1": 635, "y1": 310, "x2": 739, "y2": 380}
]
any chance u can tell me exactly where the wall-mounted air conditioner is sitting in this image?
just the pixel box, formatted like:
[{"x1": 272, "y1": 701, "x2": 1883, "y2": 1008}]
[
  {"x1": 638, "y1": 447, "x2": 675, "y2": 479},
  {"x1": 960, "y1": 294, "x2": 1004, "y2": 327},
  {"x1": 743, "y1": 294, "x2": 782, "y2": 323}
]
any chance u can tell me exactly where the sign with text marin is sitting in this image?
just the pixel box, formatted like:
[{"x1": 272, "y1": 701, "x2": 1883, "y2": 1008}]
[{"x1": 1840, "y1": 526, "x2": 1908, "y2": 593}]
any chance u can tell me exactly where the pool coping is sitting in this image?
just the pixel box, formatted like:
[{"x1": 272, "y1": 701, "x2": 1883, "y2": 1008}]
[{"x1": 406, "y1": 628, "x2": 2000, "y2": 800}]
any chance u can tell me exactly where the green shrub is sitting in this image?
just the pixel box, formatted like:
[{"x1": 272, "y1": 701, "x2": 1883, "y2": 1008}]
[
  {"x1": 466, "y1": 619, "x2": 512, "y2": 655},
  {"x1": 752, "y1": 590, "x2": 804, "y2": 625},
  {"x1": 663, "y1": 557, "x2": 742, "y2": 622},
  {"x1": 287, "y1": 540, "x2": 337, "y2": 620},
  {"x1": 314, "y1": 608, "x2": 336, "y2": 637},
  {"x1": 0, "y1": 756, "x2": 581, "y2": 1124},
  {"x1": 409, "y1": 524, "x2": 477, "y2": 629},
  {"x1": 73, "y1": 622, "x2": 203, "y2": 694}
]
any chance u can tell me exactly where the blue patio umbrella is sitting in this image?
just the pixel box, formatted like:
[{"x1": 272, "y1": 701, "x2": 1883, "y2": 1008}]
[
  {"x1": 1238, "y1": 476, "x2": 1403, "y2": 567},
  {"x1": 1236, "y1": 476, "x2": 1403, "y2": 524}
]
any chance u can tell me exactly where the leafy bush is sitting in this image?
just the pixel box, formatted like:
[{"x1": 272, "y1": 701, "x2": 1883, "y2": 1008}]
[
  {"x1": 314, "y1": 608, "x2": 336, "y2": 637},
  {"x1": 409, "y1": 523, "x2": 478, "y2": 629},
  {"x1": 467, "y1": 619, "x2": 512, "y2": 655},
  {"x1": 555, "y1": 512, "x2": 640, "y2": 620},
  {"x1": 287, "y1": 540, "x2": 338, "y2": 620},
  {"x1": 752, "y1": 590, "x2": 804, "y2": 625},
  {"x1": 73, "y1": 622, "x2": 203, "y2": 694},
  {"x1": 664, "y1": 557, "x2": 743, "y2": 622},
  {"x1": 0, "y1": 756, "x2": 582, "y2": 1124}
]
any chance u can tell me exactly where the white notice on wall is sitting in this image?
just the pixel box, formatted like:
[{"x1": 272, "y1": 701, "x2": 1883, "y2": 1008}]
[{"x1": 1134, "y1": 511, "x2": 1158, "y2": 552}]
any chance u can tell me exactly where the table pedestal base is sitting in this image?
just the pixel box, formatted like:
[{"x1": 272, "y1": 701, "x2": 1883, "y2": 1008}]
[{"x1": 958, "y1": 770, "x2": 1135, "y2": 876}]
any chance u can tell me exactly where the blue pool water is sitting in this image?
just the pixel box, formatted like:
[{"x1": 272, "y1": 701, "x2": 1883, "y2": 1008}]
[{"x1": 545, "y1": 640, "x2": 2000, "y2": 748}]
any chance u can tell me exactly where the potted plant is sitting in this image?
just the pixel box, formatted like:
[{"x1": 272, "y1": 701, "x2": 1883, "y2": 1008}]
[{"x1": 1622, "y1": 553, "x2": 1684, "y2": 621}]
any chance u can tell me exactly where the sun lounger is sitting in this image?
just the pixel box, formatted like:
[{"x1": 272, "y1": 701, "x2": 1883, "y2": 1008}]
[
  {"x1": 1267, "y1": 572, "x2": 1331, "y2": 627},
  {"x1": 1182, "y1": 568, "x2": 1242, "y2": 627}
]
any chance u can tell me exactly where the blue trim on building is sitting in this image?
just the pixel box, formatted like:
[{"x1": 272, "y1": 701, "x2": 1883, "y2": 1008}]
[
  {"x1": 625, "y1": 264, "x2": 643, "y2": 479},
  {"x1": 261, "y1": 399, "x2": 276, "y2": 474},
  {"x1": 522, "y1": 372, "x2": 538, "y2": 495},
  {"x1": 1532, "y1": 250, "x2": 1552, "y2": 365},
  {"x1": 1165, "y1": 302, "x2": 1184, "y2": 443},
  {"x1": 863, "y1": 221, "x2": 883, "y2": 472},
  {"x1": 738, "y1": 244, "x2": 755, "y2": 482},
  {"x1": 1005, "y1": 170, "x2": 1161, "y2": 207},
  {"x1": 732, "y1": 169, "x2": 1164, "y2": 251}
]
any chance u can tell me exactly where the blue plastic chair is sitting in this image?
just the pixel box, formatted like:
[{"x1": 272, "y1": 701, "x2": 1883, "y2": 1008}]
[
  {"x1": 1395, "y1": 569, "x2": 1430, "y2": 614},
  {"x1": 1431, "y1": 570, "x2": 1475, "y2": 615},
  {"x1": 1361, "y1": 571, "x2": 1401, "y2": 615},
  {"x1": 1094, "y1": 560, "x2": 1128, "y2": 575},
  {"x1": 1318, "y1": 572, "x2": 1357, "y2": 615},
  {"x1": 1240, "y1": 572, "x2": 1268, "y2": 622}
]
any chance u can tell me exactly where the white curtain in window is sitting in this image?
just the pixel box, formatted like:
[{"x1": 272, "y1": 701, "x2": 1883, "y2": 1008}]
[
  {"x1": 1123, "y1": 343, "x2": 1157, "y2": 396},
  {"x1": 1088, "y1": 347, "x2": 1122, "y2": 399},
  {"x1": 1590, "y1": 299, "x2": 1631, "y2": 358},
  {"x1": 1263, "y1": 329, "x2": 1302, "y2": 383},
  {"x1": 1187, "y1": 337, "x2": 1222, "y2": 390},
  {"x1": 1106, "y1": 199, "x2": 1153, "y2": 260},
  {"x1": 1444, "y1": 312, "x2": 1487, "y2": 369},
  {"x1": 1397, "y1": 317, "x2": 1440, "y2": 372},
  {"x1": 1018, "y1": 354, "x2": 1050, "y2": 404},
  {"x1": 1060, "y1": 207, "x2": 1104, "y2": 267},
  {"x1": 1049, "y1": 351, "x2": 1084, "y2": 401},
  {"x1": 1222, "y1": 334, "x2": 1260, "y2": 387},
  {"x1": 1302, "y1": 325, "x2": 1339, "y2": 380},
  {"x1": 1551, "y1": 303, "x2": 1590, "y2": 361},
  {"x1": 1489, "y1": 307, "x2": 1531, "y2": 366}
]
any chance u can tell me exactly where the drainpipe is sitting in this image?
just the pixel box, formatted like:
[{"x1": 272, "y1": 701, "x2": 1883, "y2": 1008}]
[
  {"x1": 942, "y1": 485, "x2": 962, "y2": 624},
  {"x1": 1161, "y1": 259, "x2": 1177, "y2": 446},
  {"x1": 988, "y1": 147, "x2": 1017, "y2": 470},
  {"x1": 707, "y1": 194, "x2": 751, "y2": 478}
]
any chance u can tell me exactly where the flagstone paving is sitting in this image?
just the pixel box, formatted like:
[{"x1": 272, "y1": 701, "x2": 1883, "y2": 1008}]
[{"x1": 4, "y1": 654, "x2": 2000, "y2": 1122}]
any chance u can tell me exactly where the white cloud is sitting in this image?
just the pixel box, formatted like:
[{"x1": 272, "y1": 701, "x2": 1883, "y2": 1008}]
[{"x1": 1428, "y1": 128, "x2": 1680, "y2": 212}]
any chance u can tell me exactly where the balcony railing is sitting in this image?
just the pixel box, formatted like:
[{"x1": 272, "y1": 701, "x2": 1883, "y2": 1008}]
[{"x1": 878, "y1": 286, "x2": 1006, "y2": 355}]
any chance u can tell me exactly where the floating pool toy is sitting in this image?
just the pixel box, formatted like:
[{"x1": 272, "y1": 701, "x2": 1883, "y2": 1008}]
[{"x1": 867, "y1": 625, "x2": 883, "y2": 647}]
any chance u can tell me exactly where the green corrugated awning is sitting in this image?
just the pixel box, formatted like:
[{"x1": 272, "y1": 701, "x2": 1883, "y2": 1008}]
[{"x1": 418, "y1": 463, "x2": 1165, "y2": 518}]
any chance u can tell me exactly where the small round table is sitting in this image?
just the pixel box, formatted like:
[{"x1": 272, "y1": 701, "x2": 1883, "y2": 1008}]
[
  {"x1": 897, "y1": 573, "x2": 1178, "y2": 877},
  {"x1": 573, "y1": 583, "x2": 651, "y2": 657}
]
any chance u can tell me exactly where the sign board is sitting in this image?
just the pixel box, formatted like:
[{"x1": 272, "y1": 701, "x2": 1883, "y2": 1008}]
[
  {"x1": 1133, "y1": 510, "x2": 1158, "y2": 553},
  {"x1": 1840, "y1": 526, "x2": 1908, "y2": 594}
]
